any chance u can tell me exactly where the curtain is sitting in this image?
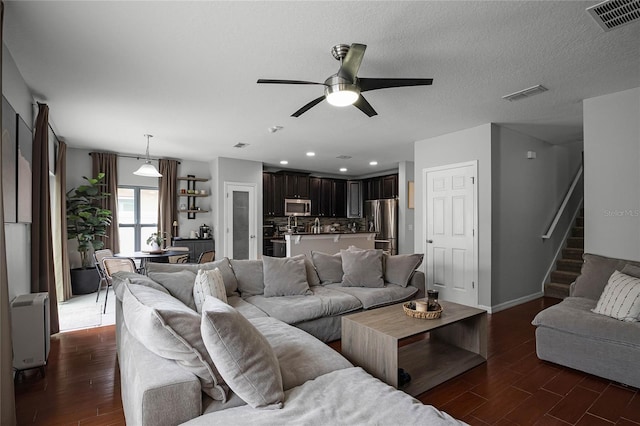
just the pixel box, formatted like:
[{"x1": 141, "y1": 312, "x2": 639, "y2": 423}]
[
  {"x1": 0, "y1": 1, "x2": 17, "y2": 422},
  {"x1": 53, "y1": 141, "x2": 72, "y2": 302},
  {"x1": 158, "y1": 159, "x2": 178, "y2": 247},
  {"x1": 31, "y1": 103, "x2": 59, "y2": 335},
  {"x1": 91, "y1": 152, "x2": 119, "y2": 253}
]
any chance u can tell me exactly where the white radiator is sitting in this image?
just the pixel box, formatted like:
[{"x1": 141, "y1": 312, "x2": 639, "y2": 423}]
[{"x1": 11, "y1": 292, "x2": 50, "y2": 371}]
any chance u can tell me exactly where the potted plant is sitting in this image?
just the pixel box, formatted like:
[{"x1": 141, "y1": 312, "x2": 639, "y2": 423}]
[
  {"x1": 146, "y1": 232, "x2": 165, "y2": 252},
  {"x1": 66, "y1": 173, "x2": 113, "y2": 294}
]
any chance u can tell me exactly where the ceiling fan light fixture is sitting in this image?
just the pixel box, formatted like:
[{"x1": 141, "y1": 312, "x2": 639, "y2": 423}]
[
  {"x1": 133, "y1": 134, "x2": 162, "y2": 177},
  {"x1": 324, "y1": 77, "x2": 360, "y2": 107}
]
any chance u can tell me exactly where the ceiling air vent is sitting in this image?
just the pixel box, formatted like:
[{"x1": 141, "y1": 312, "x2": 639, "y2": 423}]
[
  {"x1": 233, "y1": 142, "x2": 249, "y2": 148},
  {"x1": 336, "y1": 155, "x2": 352, "y2": 160},
  {"x1": 587, "y1": 0, "x2": 640, "y2": 31},
  {"x1": 502, "y1": 85, "x2": 548, "y2": 102}
]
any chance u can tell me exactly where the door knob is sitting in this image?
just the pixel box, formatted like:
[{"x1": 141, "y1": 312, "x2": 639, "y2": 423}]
[
  {"x1": 250, "y1": 235, "x2": 256, "y2": 239},
  {"x1": 427, "y1": 239, "x2": 433, "y2": 244}
]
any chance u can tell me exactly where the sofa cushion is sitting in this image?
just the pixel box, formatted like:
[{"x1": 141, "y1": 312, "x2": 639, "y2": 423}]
[
  {"x1": 341, "y1": 249, "x2": 384, "y2": 288},
  {"x1": 249, "y1": 316, "x2": 352, "y2": 390},
  {"x1": 592, "y1": 271, "x2": 640, "y2": 322},
  {"x1": 146, "y1": 258, "x2": 239, "y2": 296},
  {"x1": 147, "y1": 270, "x2": 198, "y2": 310},
  {"x1": 327, "y1": 283, "x2": 418, "y2": 309},
  {"x1": 573, "y1": 253, "x2": 640, "y2": 301},
  {"x1": 200, "y1": 297, "x2": 284, "y2": 409},
  {"x1": 311, "y1": 251, "x2": 343, "y2": 284},
  {"x1": 193, "y1": 268, "x2": 228, "y2": 314},
  {"x1": 226, "y1": 295, "x2": 269, "y2": 320},
  {"x1": 294, "y1": 254, "x2": 321, "y2": 287},
  {"x1": 245, "y1": 285, "x2": 362, "y2": 324},
  {"x1": 263, "y1": 256, "x2": 312, "y2": 297},
  {"x1": 230, "y1": 259, "x2": 264, "y2": 297},
  {"x1": 121, "y1": 282, "x2": 227, "y2": 401},
  {"x1": 621, "y1": 264, "x2": 640, "y2": 278},
  {"x1": 112, "y1": 271, "x2": 169, "y2": 301},
  {"x1": 384, "y1": 253, "x2": 424, "y2": 287},
  {"x1": 532, "y1": 297, "x2": 640, "y2": 348}
]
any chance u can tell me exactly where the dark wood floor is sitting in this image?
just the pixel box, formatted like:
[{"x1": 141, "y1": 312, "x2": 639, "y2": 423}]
[{"x1": 14, "y1": 297, "x2": 640, "y2": 425}]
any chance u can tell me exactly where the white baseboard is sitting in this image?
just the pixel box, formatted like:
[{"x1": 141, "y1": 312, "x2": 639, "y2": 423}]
[{"x1": 478, "y1": 291, "x2": 544, "y2": 314}]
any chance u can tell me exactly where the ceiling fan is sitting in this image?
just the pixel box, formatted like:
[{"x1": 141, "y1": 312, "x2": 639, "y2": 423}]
[{"x1": 257, "y1": 43, "x2": 434, "y2": 117}]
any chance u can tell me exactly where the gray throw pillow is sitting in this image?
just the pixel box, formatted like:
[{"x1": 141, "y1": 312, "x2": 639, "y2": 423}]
[
  {"x1": 230, "y1": 259, "x2": 265, "y2": 297},
  {"x1": 147, "y1": 270, "x2": 197, "y2": 310},
  {"x1": 291, "y1": 254, "x2": 321, "y2": 287},
  {"x1": 573, "y1": 253, "x2": 640, "y2": 300},
  {"x1": 200, "y1": 297, "x2": 284, "y2": 409},
  {"x1": 263, "y1": 256, "x2": 312, "y2": 297},
  {"x1": 122, "y1": 282, "x2": 228, "y2": 402},
  {"x1": 341, "y1": 249, "x2": 384, "y2": 288},
  {"x1": 621, "y1": 264, "x2": 640, "y2": 278},
  {"x1": 311, "y1": 251, "x2": 343, "y2": 284},
  {"x1": 146, "y1": 258, "x2": 239, "y2": 296},
  {"x1": 384, "y1": 253, "x2": 424, "y2": 287},
  {"x1": 111, "y1": 271, "x2": 169, "y2": 301}
]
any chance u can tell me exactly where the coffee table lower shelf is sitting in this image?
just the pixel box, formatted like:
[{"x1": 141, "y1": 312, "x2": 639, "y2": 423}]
[{"x1": 398, "y1": 339, "x2": 485, "y2": 396}]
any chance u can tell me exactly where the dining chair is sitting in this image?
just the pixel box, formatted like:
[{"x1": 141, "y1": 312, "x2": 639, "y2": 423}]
[
  {"x1": 166, "y1": 246, "x2": 190, "y2": 264},
  {"x1": 93, "y1": 249, "x2": 114, "y2": 303},
  {"x1": 101, "y1": 257, "x2": 137, "y2": 314},
  {"x1": 197, "y1": 250, "x2": 216, "y2": 263}
]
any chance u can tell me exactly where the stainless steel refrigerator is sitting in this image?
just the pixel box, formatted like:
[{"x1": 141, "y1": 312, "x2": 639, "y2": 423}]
[{"x1": 364, "y1": 199, "x2": 398, "y2": 255}]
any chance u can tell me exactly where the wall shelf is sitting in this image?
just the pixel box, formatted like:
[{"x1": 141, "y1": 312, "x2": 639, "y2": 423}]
[{"x1": 177, "y1": 175, "x2": 210, "y2": 219}]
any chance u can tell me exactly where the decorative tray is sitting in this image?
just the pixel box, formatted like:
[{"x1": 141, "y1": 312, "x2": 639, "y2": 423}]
[{"x1": 403, "y1": 301, "x2": 443, "y2": 320}]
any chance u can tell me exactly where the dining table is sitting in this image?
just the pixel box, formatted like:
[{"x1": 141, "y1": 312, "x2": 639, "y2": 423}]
[{"x1": 114, "y1": 250, "x2": 185, "y2": 274}]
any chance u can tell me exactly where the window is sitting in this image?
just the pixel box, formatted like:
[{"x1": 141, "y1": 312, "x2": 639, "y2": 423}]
[{"x1": 117, "y1": 186, "x2": 159, "y2": 252}]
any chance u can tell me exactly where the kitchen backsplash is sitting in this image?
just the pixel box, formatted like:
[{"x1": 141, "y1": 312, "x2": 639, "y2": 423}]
[{"x1": 266, "y1": 217, "x2": 368, "y2": 234}]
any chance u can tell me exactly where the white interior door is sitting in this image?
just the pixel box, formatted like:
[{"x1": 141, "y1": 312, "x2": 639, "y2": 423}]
[
  {"x1": 424, "y1": 162, "x2": 478, "y2": 307},
  {"x1": 224, "y1": 182, "x2": 257, "y2": 260}
]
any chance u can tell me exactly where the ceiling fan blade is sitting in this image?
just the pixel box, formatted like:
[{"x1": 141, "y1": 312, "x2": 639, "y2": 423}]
[
  {"x1": 257, "y1": 79, "x2": 325, "y2": 85},
  {"x1": 337, "y1": 43, "x2": 367, "y2": 82},
  {"x1": 353, "y1": 95, "x2": 378, "y2": 117},
  {"x1": 291, "y1": 96, "x2": 326, "y2": 117},
  {"x1": 359, "y1": 78, "x2": 433, "y2": 92}
]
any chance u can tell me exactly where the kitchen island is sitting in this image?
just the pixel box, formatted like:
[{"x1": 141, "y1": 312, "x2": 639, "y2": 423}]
[{"x1": 282, "y1": 232, "x2": 376, "y2": 258}]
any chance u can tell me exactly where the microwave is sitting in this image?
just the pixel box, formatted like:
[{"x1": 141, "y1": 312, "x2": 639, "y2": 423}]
[{"x1": 284, "y1": 198, "x2": 311, "y2": 216}]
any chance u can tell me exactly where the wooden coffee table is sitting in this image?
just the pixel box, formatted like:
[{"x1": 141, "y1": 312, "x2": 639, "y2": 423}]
[{"x1": 341, "y1": 300, "x2": 487, "y2": 396}]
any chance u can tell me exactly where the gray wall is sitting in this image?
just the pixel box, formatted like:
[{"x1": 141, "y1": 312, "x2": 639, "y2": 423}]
[
  {"x1": 414, "y1": 124, "x2": 493, "y2": 308},
  {"x1": 491, "y1": 126, "x2": 583, "y2": 307},
  {"x1": 210, "y1": 157, "x2": 263, "y2": 259},
  {"x1": 583, "y1": 87, "x2": 640, "y2": 261},
  {"x1": 397, "y1": 161, "x2": 415, "y2": 254},
  {"x1": 3, "y1": 43, "x2": 33, "y2": 301}
]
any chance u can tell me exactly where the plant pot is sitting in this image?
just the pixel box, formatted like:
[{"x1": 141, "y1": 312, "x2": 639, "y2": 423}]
[{"x1": 71, "y1": 267, "x2": 100, "y2": 295}]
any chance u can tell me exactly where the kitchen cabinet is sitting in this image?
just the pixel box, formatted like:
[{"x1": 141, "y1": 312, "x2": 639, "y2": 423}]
[
  {"x1": 170, "y1": 238, "x2": 214, "y2": 263},
  {"x1": 332, "y1": 180, "x2": 346, "y2": 217},
  {"x1": 309, "y1": 177, "x2": 322, "y2": 216},
  {"x1": 382, "y1": 175, "x2": 398, "y2": 199},
  {"x1": 284, "y1": 173, "x2": 310, "y2": 199},
  {"x1": 363, "y1": 174, "x2": 398, "y2": 200},
  {"x1": 263, "y1": 173, "x2": 284, "y2": 216},
  {"x1": 347, "y1": 180, "x2": 363, "y2": 218},
  {"x1": 178, "y1": 176, "x2": 209, "y2": 220}
]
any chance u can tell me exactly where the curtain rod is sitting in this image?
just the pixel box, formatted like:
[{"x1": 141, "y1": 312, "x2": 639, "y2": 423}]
[{"x1": 88, "y1": 152, "x2": 181, "y2": 164}]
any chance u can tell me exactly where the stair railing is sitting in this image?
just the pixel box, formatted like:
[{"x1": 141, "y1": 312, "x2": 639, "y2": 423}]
[{"x1": 542, "y1": 164, "x2": 583, "y2": 239}]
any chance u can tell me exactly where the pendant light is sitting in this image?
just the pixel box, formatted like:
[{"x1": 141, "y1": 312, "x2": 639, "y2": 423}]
[{"x1": 133, "y1": 134, "x2": 162, "y2": 177}]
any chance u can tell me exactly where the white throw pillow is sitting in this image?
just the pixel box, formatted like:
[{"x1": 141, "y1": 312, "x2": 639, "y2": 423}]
[
  {"x1": 592, "y1": 270, "x2": 640, "y2": 322},
  {"x1": 200, "y1": 297, "x2": 284, "y2": 409},
  {"x1": 193, "y1": 268, "x2": 228, "y2": 314}
]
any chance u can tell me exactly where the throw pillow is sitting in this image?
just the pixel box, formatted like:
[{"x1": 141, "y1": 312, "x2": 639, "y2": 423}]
[
  {"x1": 193, "y1": 268, "x2": 229, "y2": 314},
  {"x1": 229, "y1": 259, "x2": 264, "y2": 297},
  {"x1": 146, "y1": 258, "x2": 239, "y2": 297},
  {"x1": 147, "y1": 269, "x2": 198, "y2": 310},
  {"x1": 340, "y1": 249, "x2": 384, "y2": 288},
  {"x1": 592, "y1": 270, "x2": 640, "y2": 322},
  {"x1": 262, "y1": 256, "x2": 312, "y2": 297},
  {"x1": 121, "y1": 281, "x2": 228, "y2": 401},
  {"x1": 621, "y1": 264, "x2": 640, "y2": 279},
  {"x1": 200, "y1": 297, "x2": 284, "y2": 409},
  {"x1": 384, "y1": 253, "x2": 424, "y2": 287},
  {"x1": 311, "y1": 251, "x2": 343, "y2": 284},
  {"x1": 291, "y1": 254, "x2": 321, "y2": 287}
]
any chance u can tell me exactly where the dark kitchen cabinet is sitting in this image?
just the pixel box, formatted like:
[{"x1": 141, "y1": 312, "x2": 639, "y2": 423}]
[
  {"x1": 309, "y1": 177, "x2": 322, "y2": 216},
  {"x1": 263, "y1": 173, "x2": 284, "y2": 216},
  {"x1": 382, "y1": 175, "x2": 398, "y2": 199},
  {"x1": 363, "y1": 174, "x2": 398, "y2": 200},
  {"x1": 332, "y1": 180, "x2": 347, "y2": 217},
  {"x1": 171, "y1": 238, "x2": 215, "y2": 263},
  {"x1": 284, "y1": 174, "x2": 310, "y2": 199},
  {"x1": 364, "y1": 178, "x2": 381, "y2": 200},
  {"x1": 347, "y1": 180, "x2": 363, "y2": 218}
]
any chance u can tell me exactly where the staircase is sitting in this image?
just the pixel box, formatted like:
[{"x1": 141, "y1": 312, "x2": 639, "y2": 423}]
[{"x1": 544, "y1": 211, "x2": 584, "y2": 299}]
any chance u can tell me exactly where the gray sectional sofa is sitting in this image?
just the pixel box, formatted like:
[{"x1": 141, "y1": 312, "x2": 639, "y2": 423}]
[
  {"x1": 112, "y1": 253, "x2": 462, "y2": 425},
  {"x1": 532, "y1": 253, "x2": 640, "y2": 388}
]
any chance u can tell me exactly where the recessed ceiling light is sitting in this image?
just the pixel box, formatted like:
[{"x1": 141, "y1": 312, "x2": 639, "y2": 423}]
[
  {"x1": 306, "y1": 152, "x2": 315, "y2": 157},
  {"x1": 369, "y1": 161, "x2": 378, "y2": 166},
  {"x1": 280, "y1": 160, "x2": 288, "y2": 165},
  {"x1": 339, "y1": 167, "x2": 347, "y2": 172}
]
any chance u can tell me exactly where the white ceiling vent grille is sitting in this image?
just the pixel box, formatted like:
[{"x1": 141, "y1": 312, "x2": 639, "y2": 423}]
[
  {"x1": 336, "y1": 155, "x2": 352, "y2": 160},
  {"x1": 587, "y1": 0, "x2": 640, "y2": 31},
  {"x1": 502, "y1": 85, "x2": 548, "y2": 102},
  {"x1": 233, "y1": 142, "x2": 249, "y2": 148}
]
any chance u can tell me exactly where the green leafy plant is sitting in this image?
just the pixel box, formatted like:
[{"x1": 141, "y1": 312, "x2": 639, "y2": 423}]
[
  {"x1": 66, "y1": 173, "x2": 113, "y2": 268},
  {"x1": 146, "y1": 232, "x2": 165, "y2": 247}
]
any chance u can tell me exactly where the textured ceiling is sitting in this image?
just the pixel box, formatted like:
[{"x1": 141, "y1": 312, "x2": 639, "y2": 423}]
[{"x1": 3, "y1": 1, "x2": 640, "y2": 176}]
